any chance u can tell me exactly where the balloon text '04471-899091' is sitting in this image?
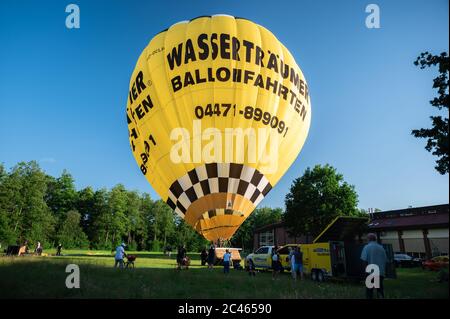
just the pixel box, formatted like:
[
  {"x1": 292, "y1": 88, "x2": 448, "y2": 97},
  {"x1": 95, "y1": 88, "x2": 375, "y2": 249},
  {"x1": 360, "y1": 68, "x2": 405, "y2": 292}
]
[{"x1": 126, "y1": 15, "x2": 311, "y2": 242}]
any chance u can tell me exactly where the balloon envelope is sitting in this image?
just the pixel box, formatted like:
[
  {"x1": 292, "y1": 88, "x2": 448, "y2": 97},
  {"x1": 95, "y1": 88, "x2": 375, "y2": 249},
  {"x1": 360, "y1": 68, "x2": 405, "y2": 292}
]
[{"x1": 126, "y1": 15, "x2": 311, "y2": 241}]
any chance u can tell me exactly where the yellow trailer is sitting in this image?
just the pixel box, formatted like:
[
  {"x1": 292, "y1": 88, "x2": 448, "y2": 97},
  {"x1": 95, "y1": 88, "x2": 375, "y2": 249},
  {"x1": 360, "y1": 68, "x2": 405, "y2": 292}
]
[
  {"x1": 278, "y1": 242, "x2": 336, "y2": 281},
  {"x1": 277, "y1": 216, "x2": 396, "y2": 282}
]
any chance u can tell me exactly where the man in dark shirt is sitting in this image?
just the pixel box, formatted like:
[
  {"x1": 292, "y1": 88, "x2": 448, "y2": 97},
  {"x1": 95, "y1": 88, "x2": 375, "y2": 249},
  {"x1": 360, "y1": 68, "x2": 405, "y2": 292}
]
[
  {"x1": 176, "y1": 245, "x2": 186, "y2": 270},
  {"x1": 200, "y1": 248, "x2": 208, "y2": 266},
  {"x1": 292, "y1": 246, "x2": 304, "y2": 281},
  {"x1": 56, "y1": 243, "x2": 62, "y2": 256},
  {"x1": 207, "y1": 245, "x2": 215, "y2": 269}
]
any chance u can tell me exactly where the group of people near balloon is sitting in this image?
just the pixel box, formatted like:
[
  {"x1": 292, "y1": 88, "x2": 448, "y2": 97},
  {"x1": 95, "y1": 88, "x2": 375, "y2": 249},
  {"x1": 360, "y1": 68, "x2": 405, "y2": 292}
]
[
  {"x1": 200, "y1": 245, "x2": 217, "y2": 269},
  {"x1": 113, "y1": 241, "x2": 305, "y2": 280},
  {"x1": 200, "y1": 245, "x2": 233, "y2": 274},
  {"x1": 176, "y1": 245, "x2": 189, "y2": 270},
  {"x1": 270, "y1": 246, "x2": 304, "y2": 281},
  {"x1": 112, "y1": 241, "x2": 309, "y2": 285}
]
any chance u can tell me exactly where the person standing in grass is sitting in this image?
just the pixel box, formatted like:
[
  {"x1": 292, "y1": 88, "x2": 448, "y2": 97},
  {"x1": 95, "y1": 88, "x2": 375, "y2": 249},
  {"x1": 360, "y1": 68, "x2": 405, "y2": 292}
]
[
  {"x1": 164, "y1": 245, "x2": 172, "y2": 258},
  {"x1": 287, "y1": 246, "x2": 293, "y2": 265},
  {"x1": 114, "y1": 243, "x2": 127, "y2": 269},
  {"x1": 181, "y1": 245, "x2": 188, "y2": 268},
  {"x1": 35, "y1": 241, "x2": 43, "y2": 256},
  {"x1": 207, "y1": 244, "x2": 215, "y2": 269},
  {"x1": 223, "y1": 249, "x2": 232, "y2": 274},
  {"x1": 176, "y1": 245, "x2": 185, "y2": 269},
  {"x1": 200, "y1": 248, "x2": 208, "y2": 266},
  {"x1": 290, "y1": 247, "x2": 297, "y2": 280},
  {"x1": 56, "y1": 243, "x2": 62, "y2": 256},
  {"x1": 176, "y1": 245, "x2": 188, "y2": 270},
  {"x1": 361, "y1": 233, "x2": 387, "y2": 299},
  {"x1": 291, "y1": 246, "x2": 304, "y2": 281},
  {"x1": 271, "y1": 246, "x2": 281, "y2": 280}
]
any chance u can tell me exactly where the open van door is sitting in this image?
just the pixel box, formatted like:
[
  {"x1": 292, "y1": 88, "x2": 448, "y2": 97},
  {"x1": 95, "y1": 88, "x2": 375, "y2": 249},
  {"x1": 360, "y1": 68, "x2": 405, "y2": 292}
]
[
  {"x1": 309, "y1": 216, "x2": 396, "y2": 281},
  {"x1": 313, "y1": 216, "x2": 368, "y2": 244},
  {"x1": 329, "y1": 241, "x2": 347, "y2": 277}
]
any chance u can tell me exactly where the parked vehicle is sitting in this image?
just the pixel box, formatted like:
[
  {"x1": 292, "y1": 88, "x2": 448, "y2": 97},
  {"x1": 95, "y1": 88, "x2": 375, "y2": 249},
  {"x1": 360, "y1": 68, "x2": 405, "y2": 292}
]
[
  {"x1": 422, "y1": 256, "x2": 449, "y2": 271},
  {"x1": 246, "y1": 216, "x2": 397, "y2": 282},
  {"x1": 245, "y1": 245, "x2": 275, "y2": 270},
  {"x1": 394, "y1": 254, "x2": 422, "y2": 267},
  {"x1": 301, "y1": 216, "x2": 396, "y2": 282}
]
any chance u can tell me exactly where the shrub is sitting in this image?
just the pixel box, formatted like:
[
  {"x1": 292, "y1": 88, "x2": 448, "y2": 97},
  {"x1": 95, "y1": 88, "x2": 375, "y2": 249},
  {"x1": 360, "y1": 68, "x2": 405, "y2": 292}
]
[{"x1": 151, "y1": 240, "x2": 161, "y2": 252}]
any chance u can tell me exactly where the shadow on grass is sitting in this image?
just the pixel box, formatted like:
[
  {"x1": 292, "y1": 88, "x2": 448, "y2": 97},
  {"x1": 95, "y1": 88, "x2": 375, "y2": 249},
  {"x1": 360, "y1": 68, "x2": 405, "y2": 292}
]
[
  {"x1": 0, "y1": 257, "x2": 364, "y2": 299},
  {"x1": 61, "y1": 252, "x2": 201, "y2": 261},
  {"x1": 0, "y1": 258, "x2": 447, "y2": 299}
]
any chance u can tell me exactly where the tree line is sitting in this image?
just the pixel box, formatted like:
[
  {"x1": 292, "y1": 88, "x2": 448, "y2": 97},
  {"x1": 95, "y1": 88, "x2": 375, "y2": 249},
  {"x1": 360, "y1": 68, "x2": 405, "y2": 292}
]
[
  {"x1": 0, "y1": 161, "x2": 285, "y2": 252},
  {"x1": 0, "y1": 161, "x2": 207, "y2": 251}
]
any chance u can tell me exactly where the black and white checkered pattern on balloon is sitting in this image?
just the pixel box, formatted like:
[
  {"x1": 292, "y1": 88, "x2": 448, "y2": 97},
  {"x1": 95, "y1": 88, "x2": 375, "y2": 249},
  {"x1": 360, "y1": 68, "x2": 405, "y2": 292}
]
[{"x1": 166, "y1": 163, "x2": 272, "y2": 218}]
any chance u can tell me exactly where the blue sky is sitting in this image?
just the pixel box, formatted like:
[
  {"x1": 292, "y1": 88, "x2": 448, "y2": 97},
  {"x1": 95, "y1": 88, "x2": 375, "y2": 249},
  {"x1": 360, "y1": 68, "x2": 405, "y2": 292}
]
[{"x1": 0, "y1": 0, "x2": 448, "y2": 211}]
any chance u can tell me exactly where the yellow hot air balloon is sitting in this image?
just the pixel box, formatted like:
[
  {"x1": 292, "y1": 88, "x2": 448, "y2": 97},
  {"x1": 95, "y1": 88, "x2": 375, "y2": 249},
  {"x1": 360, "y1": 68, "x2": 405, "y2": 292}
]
[{"x1": 126, "y1": 15, "x2": 311, "y2": 242}]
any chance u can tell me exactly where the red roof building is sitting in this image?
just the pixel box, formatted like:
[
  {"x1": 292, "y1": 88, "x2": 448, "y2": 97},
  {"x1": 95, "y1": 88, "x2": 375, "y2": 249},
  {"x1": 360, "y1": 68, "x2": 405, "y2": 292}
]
[
  {"x1": 368, "y1": 204, "x2": 449, "y2": 259},
  {"x1": 252, "y1": 204, "x2": 449, "y2": 259}
]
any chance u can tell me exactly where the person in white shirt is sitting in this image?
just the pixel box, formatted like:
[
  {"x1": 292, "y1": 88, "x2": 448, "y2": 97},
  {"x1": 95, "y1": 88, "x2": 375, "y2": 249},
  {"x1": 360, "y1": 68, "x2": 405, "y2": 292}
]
[
  {"x1": 114, "y1": 243, "x2": 127, "y2": 269},
  {"x1": 291, "y1": 246, "x2": 304, "y2": 281},
  {"x1": 35, "y1": 241, "x2": 43, "y2": 256},
  {"x1": 223, "y1": 249, "x2": 232, "y2": 274},
  {"x1": 290, "y1": 251, "x2": 296, "y2": 279},
  {"x1": 272, "y1": 246, "x2": 281, "y2": 280}
]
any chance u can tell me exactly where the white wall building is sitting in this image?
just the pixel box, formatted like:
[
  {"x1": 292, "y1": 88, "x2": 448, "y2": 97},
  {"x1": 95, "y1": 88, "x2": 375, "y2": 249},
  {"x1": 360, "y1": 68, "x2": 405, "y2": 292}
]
[{"x1": 368, "y1": 204, "x2": 449, "y2": 259}]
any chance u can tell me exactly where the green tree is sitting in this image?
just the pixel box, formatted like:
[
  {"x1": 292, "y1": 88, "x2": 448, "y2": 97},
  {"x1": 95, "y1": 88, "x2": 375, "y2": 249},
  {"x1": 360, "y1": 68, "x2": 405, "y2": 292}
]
[
  {"x1": 89, "y1": 188, "x2": 111, "y2": 249},
  {"x1": 139, "y1": 193, "x2": 154, "y2": 250},
  {"x1": 253, "y1": 207, "x2": 283, "y2": 229},
  {"x1": 0, "y1": 209, "x2": 15, "y2": 245},
  {"x1": 0, "y1": 164, "x2": 24, "y2": 242},
  {"x1": 151, "y1": 200, "x2": 175, "y2": 249},
  {"x1": 0, "y1": 163, "x2": 15, "y2": 245},
  {"x1": 412, "y1": 51, "x2": 449, "y2": 174},
  {"x1": 56, "y1": 210, "x2": 89, "y2": 249},
  {"x1": 231, "y1": 207, "x2": 283, "y2": 250},
  {"x1": 284, "y1": 164, "x2": 359, "y2": 239},
  {"x1": 75, "y1": 186, "x2": 95, "y2": 241},
  {"x1": 45, "y1": 170, "x2": 78, "y2": 219},
  {"x1": 0, "y1": 161, "x2": 54, "y2": 246},
  {"x1": 0, "y1": 163, "x2": 5, "y2": 180},
  {"x1": 124, "y1": 190, "x2": 147, "y2": 250},
  {"x1": 89, "y1": 185, "x2": 129, "y2": 250},
  {"x1": 173, "y1": 216, "x2": 208, "y2": 252},
  {"x1": 106, "y1": 185, "x2": 128, "y2": 247}
]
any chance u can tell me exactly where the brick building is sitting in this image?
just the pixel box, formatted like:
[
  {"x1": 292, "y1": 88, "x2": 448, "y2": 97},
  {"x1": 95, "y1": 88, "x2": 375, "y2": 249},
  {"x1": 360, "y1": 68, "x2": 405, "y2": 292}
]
[{"x1": 252, "y1": 222, "x2": 313, "y2": 249}]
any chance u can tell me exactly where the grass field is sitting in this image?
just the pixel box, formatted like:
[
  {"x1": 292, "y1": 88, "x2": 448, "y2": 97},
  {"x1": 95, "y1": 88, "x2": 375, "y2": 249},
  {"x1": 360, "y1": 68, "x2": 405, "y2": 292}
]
[{"x1": 0, "y1": 250, "x2": 448, "y2": 299}]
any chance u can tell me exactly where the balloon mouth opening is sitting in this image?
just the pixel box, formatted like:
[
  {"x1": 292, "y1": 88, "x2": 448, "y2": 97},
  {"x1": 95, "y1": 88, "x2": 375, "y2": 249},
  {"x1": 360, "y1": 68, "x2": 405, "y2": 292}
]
[{"x1": 165, "y1": 163, "x2": 273, "y2": 241}]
